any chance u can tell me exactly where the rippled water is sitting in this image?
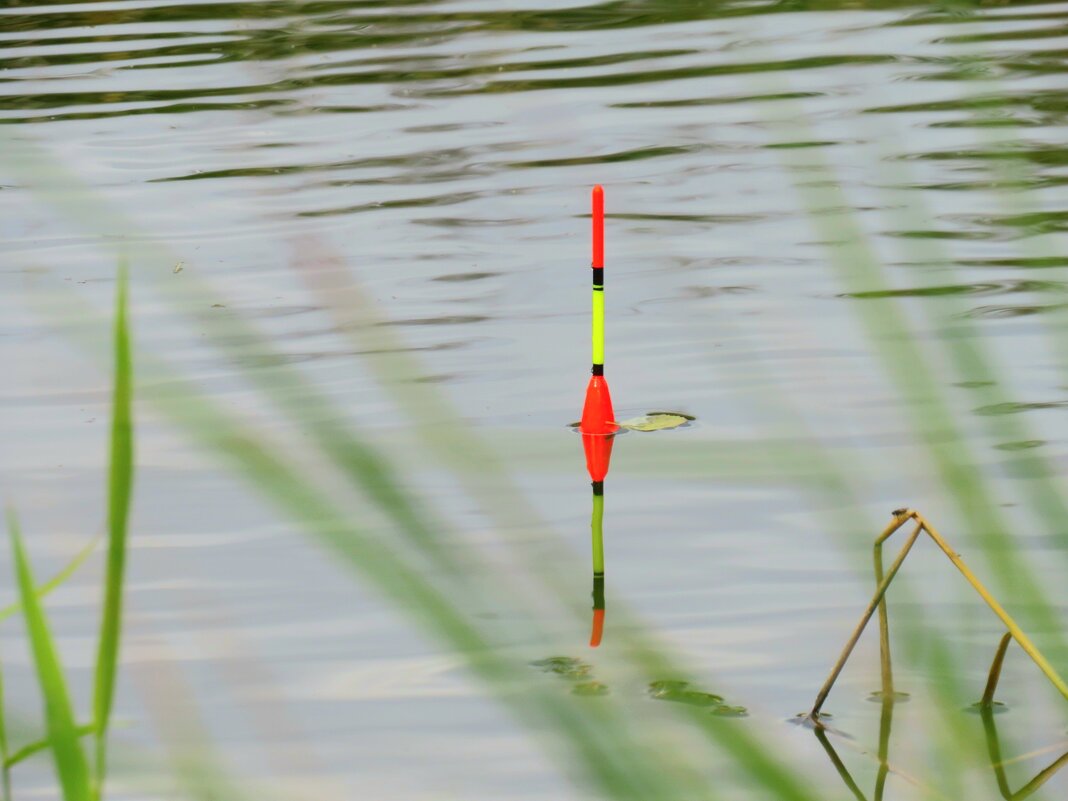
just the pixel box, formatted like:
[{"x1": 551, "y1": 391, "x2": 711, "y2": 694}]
[{"x1": 4, "y1": 1, "x2": 1068, "y2": 799}]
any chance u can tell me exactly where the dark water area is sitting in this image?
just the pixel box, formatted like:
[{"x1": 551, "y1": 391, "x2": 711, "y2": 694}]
[{"x1": 4, "y1": 1, "x2": 1068, "y2": 799}]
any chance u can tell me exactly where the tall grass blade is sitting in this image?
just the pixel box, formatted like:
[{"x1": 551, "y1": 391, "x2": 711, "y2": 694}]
[
  {"x1": 7, "y1": 510, "x2": 92, "y2": 801},
  {"x1": 92, "y1": 267, "x2": 134, "y2": 798}
]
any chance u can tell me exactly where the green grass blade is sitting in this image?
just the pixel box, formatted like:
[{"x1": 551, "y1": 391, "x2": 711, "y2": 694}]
[
  {"x1": 0, "y1": 655, "x2": 9, "y2": 801},
  {"x1": 7, "y1": 510, "x2": 92, "y2": 801},
  {"x1": 92, "y1": 267, "x2": 134, "y2": 797},
  {"x1": 0, "y1": 534, "x2": 102, "y2": 625},
  {"x1": 0, "y1": 672, "x2": 6, "y2": 763}
]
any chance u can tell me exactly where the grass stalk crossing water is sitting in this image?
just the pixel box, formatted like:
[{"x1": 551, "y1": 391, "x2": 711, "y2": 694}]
[
  {"x1": 4, "y1": 725, "x2": 95, "y2": 772},
  {"x1": 0, "y1": 536, "x2": 101, "y2": 626},
  {"x1": 0, "y1": 271, "x2": 134, "y2": 801},
  {"x1": 92, "y1": 267, "x2": 134, "y2": 801},
  {"x1": 7, "y1": 511, "x2": 92, "y2": 801}
]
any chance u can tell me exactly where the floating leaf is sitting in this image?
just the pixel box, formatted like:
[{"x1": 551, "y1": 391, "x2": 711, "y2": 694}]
[{"x1": 617, "y1": 412, "x2": 695, "y2": 432}]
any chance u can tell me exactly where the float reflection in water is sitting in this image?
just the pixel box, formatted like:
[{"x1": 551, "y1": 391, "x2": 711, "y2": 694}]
[{"x1": 587, "y1": 467, "x2": 608, "y2": 647}]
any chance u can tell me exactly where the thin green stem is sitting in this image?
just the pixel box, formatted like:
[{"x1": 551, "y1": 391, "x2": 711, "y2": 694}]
[{"x1": 981, "y1": 633, "x2": 1014, "y2": 709}]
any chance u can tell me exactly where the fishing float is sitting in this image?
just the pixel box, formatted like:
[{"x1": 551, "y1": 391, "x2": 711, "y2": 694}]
[
  {"x1": 580, "y1": 184, "x2": 616, "y2": 443},
  {"x1": 580, "y1": 184, "x2": 617, "y2": 648}
]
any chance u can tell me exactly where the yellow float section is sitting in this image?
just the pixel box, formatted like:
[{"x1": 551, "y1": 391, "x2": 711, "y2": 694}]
[
  {"x1": 591, "y1": 286, "x2": 605, "y2": 366},
  {"x1": 591, "y1": 492, "x2": 604, "y2": 574}
]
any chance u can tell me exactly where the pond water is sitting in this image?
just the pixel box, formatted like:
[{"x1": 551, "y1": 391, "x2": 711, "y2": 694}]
[{"x1": 3, "y1": 1, "x2": 1068, "y2": 799}]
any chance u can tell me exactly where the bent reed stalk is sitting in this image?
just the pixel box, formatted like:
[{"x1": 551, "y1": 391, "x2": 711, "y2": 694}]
[{"x1": 809, "y1": 509, "x2": 1068, "y2": 723}]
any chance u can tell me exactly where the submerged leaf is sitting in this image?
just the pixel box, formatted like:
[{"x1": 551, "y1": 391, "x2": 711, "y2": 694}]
[
  {"x1": 571, "y1": 682, "x2": 609, "y2": 697},
  {"x1": 994, "y1": 439, "x2": 1044, "y2": 451},
  {"x1": 647, "y1": 680, "x2": 724, "y2": 707},
  {"x1": 530, "y1": 656, "x2": 593, "y2": 680},
  {"x1": 617, "y1": 412, "x2": 694, "y2": 432},
  {"x1": 711, "y1": 705, "x2": 748, "y2": 718},
  {"x1": 647, "y1": 680, "x2": 690, "y2": 697}
]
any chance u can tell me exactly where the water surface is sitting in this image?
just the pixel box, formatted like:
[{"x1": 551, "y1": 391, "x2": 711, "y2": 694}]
[{"x1": 4, "y1": 1, "x2": 1068, "y2": 799}]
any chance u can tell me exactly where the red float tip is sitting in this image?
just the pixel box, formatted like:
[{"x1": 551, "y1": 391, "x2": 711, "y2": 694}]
[
  {"x1": 590, "y1": 608, "x2": 605, "y2": 648},
  {"x1": 592, "y1": 185, "x2": 604, "y2": 269},
  {"x1": 581, "y1": 431, "x2": 615, "y2": 483}
]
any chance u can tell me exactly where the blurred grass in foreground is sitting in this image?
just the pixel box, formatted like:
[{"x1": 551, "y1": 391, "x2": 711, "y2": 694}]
[
  {"x1": 1, "y1": 271, "x2": 133, "y2": 801},
  {"x1": 4, "y1": 48, "x2": 1068, "y2": 799}
]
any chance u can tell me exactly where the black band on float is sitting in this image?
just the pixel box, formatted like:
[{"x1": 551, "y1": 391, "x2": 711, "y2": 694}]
[
  {"x1": 592, "y1": 268, "x2": 604, "y2": 285},
  {"x1": 591, "y1": 364, "x2": 604, "y2": 376},
  {"x1": 592, "y1": 575, "x2": 605, "y2": 609},
  {"x1": 591, "y1": 481, "x2": 604, "y2": 496}
]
